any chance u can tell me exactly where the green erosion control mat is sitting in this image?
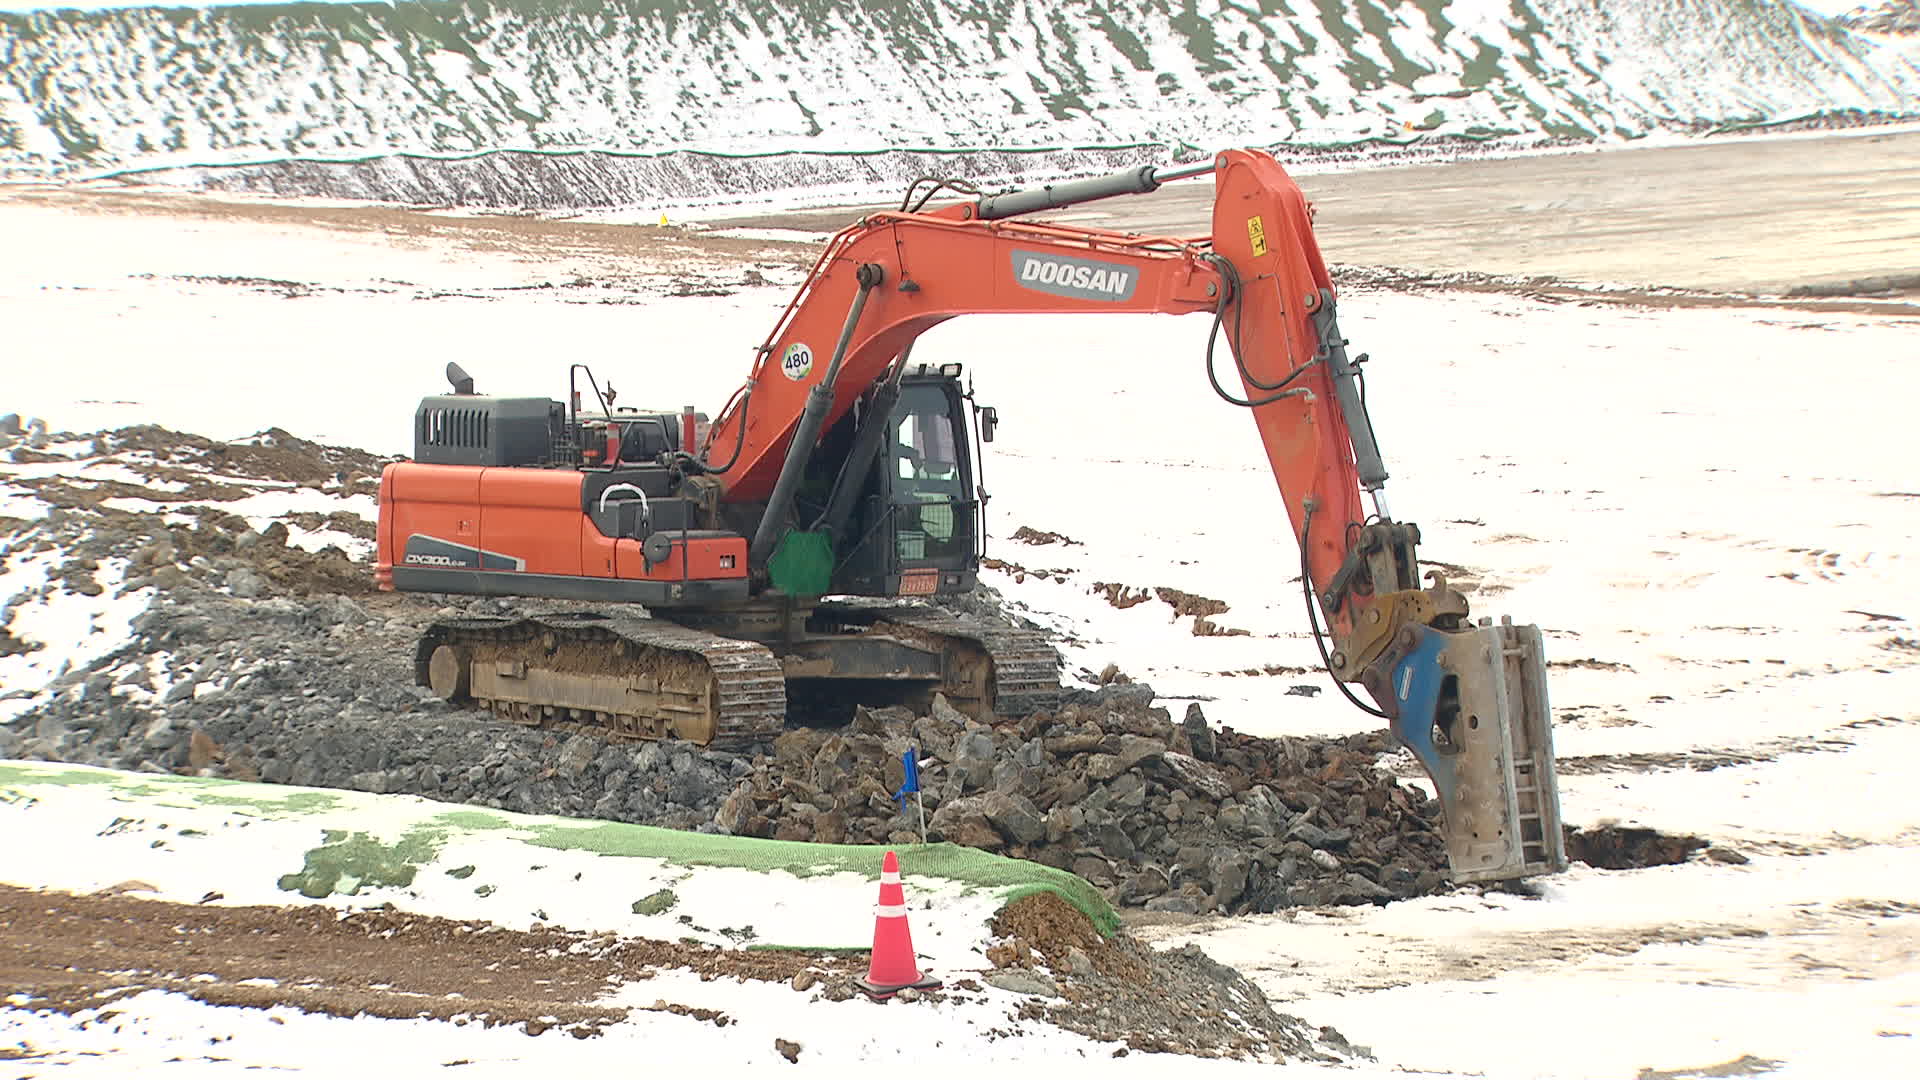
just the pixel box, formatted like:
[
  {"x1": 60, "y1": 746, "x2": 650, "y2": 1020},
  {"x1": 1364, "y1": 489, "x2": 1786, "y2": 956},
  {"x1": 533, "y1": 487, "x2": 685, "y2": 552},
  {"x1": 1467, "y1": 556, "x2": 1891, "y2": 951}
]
[
  {"x1": 521, "y1": 824, "x2": 1118, "y2": 937},
  {"x1": 0, "y1": 762, "x2": 1117, "y2": 935}
]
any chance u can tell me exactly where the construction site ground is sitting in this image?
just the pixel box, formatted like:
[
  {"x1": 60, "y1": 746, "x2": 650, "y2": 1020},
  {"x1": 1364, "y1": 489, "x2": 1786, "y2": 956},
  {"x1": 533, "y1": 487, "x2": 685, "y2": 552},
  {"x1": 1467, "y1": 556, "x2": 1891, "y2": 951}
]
[
  {"x1": 3, "y1": 128, "x2": 1918, "y2": 1075},
  {"x1": 3, "y1": 126, "x2": 1915, "y2": 312}
]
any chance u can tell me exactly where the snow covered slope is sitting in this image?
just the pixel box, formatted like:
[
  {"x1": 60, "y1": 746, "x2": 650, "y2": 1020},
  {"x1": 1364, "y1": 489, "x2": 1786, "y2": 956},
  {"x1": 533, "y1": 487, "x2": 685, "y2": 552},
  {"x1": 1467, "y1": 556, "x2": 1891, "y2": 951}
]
[{"x1": 0, "y1": 0, "x2": 1914, "y2": 196}]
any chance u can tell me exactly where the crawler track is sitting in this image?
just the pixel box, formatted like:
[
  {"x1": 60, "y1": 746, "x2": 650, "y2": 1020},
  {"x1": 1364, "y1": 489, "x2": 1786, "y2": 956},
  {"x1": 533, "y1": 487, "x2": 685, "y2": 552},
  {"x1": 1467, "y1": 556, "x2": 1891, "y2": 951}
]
[
  {"x1": 413, "y1": 604, "x2": 1061, "y2": 747},
  {"x1": 829, "y1": 602, "x2": 1064, "y2": 718},
  {"x1": 413, "y1": 612, "x2": 785, "y2": 749}
]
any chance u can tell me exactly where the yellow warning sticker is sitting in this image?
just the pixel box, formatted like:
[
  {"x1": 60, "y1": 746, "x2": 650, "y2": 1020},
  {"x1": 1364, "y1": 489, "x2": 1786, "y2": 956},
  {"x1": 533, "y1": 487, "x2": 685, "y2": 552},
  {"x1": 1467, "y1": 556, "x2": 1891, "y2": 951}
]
[{"x1": 1247, "y1": 215, "x2": 1268, "y2": 257}]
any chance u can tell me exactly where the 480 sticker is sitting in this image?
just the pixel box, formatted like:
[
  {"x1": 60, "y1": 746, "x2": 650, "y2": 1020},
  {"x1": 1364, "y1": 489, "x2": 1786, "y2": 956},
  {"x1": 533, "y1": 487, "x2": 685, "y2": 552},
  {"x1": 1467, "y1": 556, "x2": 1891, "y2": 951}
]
[{"x1": 780, "y1": 343, "x2": 814, "y2": 381}]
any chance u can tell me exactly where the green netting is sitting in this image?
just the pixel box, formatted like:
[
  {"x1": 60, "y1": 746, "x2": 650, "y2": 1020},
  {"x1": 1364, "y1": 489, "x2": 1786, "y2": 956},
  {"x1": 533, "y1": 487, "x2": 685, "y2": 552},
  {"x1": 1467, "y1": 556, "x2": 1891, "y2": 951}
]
[
  {"x1": 0, "y1": 763, "x2": 120, "y2": 787},
  {"x1": 1701, "y1": 110, "x2": 1892, "y2": 136},
  {"x1": 0, "y1": 762, "x2": 342, "y2": 812},
  {"x1": 0, "y1": 762, "x2": 1119, "y2": 935},
  {"x1": 72, "y1": 130, "x2": 1550, "y2": 187},
  {"x1": 766, "y1": 527, "x2": 834, "y2": 597},
  {"x1": 80, "y1": 139, "x2": 1185, "y2": 183},
  {"x1": 509, "y1": 824, "x2": 1117, "y2": 937}
]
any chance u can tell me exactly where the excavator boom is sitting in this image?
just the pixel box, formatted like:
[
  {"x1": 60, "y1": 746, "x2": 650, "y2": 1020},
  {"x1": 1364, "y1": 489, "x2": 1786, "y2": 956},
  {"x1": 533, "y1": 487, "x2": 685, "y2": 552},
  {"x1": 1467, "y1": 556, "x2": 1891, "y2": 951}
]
[{"x1": 705, "y1": 150, "x2": 1566, "y2": 882}]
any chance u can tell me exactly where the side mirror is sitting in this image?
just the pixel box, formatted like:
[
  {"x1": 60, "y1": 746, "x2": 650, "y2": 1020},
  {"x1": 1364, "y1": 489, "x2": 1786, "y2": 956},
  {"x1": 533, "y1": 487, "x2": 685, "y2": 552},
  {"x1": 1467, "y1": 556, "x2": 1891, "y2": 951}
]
[{"x1": 979, "y1": 405, "x2": 998, "y2": 444}]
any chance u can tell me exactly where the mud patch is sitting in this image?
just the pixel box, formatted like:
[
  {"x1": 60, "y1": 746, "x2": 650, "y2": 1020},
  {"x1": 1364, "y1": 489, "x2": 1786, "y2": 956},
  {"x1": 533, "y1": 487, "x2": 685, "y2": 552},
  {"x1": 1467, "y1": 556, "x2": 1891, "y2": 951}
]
[
  {"x1": 1011, "y1": 526, "x2": 1081, "y2": 546},
  {"x1": 1637, "y1": 1053, "x2": 1782, "y2": 1079},
  {"x1": 1548, "y1": 657, "x2": 1635, "y2": 672},
  {"x1": 0, "y1": 883, "x2": 863, "y2": 1034},
  {"x1": 982, "y1": 556, "x2": 1077, "y2": 584},
  {"x1": 1564, "y1": 824, "x2": 1708, "y2": 869},
  {"x1": 1556, "y1": 717, "x2": 1917, "y2": 775},
  {"x1": 1091, "y1": 582, "x2": 1246, "y2": 636}
]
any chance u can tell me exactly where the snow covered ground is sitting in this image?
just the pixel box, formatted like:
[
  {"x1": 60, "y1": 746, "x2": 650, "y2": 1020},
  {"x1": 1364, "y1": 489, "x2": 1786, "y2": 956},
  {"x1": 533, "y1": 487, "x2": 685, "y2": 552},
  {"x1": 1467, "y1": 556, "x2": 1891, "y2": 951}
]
[
  {"x1": 3, "y1": 154, "x2": 1918, "y2": 1074},
  {"x1": 7, "y1": 0, "x2": 1917, "y2": 200},
  {"x1": 0, "y1": 763, "x2": 1199, "y2": 1074}
]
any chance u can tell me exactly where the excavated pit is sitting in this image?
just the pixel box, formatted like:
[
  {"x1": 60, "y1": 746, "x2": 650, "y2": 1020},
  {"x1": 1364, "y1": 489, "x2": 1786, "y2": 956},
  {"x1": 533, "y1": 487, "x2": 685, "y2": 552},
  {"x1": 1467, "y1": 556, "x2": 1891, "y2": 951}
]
[{"x1": 1563, "y1": 824, "x2": 1709, "y2": 869}]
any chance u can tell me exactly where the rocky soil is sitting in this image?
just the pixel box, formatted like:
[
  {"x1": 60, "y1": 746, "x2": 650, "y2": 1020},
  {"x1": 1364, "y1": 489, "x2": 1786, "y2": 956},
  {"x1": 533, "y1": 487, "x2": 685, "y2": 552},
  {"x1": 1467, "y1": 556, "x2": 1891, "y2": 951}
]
[
  {"x1": 8, "y1": 421, "x2": 1727, "y2": 913},
  {"x1": 1, "y1": 571, "x2": 757, "y2": 833},
  {"x1": 1, "y1": 422, "x2": 1468, "y2": 918},
  {"x1": 12, "y1": 416, "x2": 1778, "y2": 1063},
  {"x1": 3, "y1": 536, "x2": 1451, "y2": 915},
  {"x1": 718, "y1": 695, "x2": 1451, "y2": 914},
  {"x1": 980, "y1": 890, "x2": 1350, "y2": 1061},
  {"x1": 0, "y1": 409, "x2": 1383, "y2": 1060}
]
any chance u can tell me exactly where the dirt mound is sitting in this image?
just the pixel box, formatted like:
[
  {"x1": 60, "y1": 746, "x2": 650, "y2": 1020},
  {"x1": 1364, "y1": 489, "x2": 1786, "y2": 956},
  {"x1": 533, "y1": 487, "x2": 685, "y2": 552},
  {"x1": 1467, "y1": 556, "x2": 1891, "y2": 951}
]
[
  {"x1": 4, "y1": 424, "x2": 385, "y2": 513},
  {"x1": 980, "y1": 890, "x2": 1346, "y2": 1063},
  {"x1": 1, "y1": 422, "x2": 384, "y2": 604},
  {"x1": 105, "y1": 424, "x2": 388, "y2": 493},
  {"x1": 993, "y1": 889, "x2": 1102, "y2": 956},
  {"x1": 988, "y1": 889, "x2": 1136, "y2": 979},
  {"x1": 140, "y1": 509, "x2": 376, "y2": 597}
]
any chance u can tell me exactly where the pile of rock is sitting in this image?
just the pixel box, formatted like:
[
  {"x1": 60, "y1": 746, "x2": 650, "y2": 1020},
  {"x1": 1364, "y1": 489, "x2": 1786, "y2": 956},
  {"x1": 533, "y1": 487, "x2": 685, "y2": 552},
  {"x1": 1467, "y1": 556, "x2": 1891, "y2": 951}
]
[
  {"x1": 4, "y1": 423, "x2": 1454, "y2": 913},
  {"x1": 715, "y1": 688, "x2": 1450, "y2": 914},
  {"x1": 2, "y1": 580, "x2": 752, "y2": 833},
  {"x1": 977, "y1": 889, "x2": 1351, "y2": 1062},
  {"x1": 0, "y1": 413, "x2": 50, "y2": 452},
  {"x1": 9, "y1": 535, "x2": 1450, "y2": 913}
]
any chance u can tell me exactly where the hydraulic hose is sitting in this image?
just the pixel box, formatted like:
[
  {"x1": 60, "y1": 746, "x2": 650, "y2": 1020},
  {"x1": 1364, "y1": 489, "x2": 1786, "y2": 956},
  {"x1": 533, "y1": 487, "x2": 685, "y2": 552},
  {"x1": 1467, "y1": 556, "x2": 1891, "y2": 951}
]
[
  {"x1": 1200, "y1": 254, "x2": 1320, "y2": 408},
  {"x1": 748, "y1": 262, "x2": 886, "y2": 573},
  {"x1": 1301, "y1": 503, "x2": 1390, "y2": 719},
  {"x1": 815, "y1": 343, "x2": 915, "y2": 536},
  {"x1": 698, "y1": 385, "x2": 752, "y2": 475}
]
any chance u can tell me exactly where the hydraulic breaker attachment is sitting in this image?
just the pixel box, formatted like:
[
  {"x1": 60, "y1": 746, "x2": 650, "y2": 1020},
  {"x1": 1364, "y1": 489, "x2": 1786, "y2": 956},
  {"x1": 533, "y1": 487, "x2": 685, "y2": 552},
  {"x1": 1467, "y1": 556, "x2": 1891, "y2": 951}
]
[{"x1": 1363, "y1": 618, "x2": 1567, "y2": 883}]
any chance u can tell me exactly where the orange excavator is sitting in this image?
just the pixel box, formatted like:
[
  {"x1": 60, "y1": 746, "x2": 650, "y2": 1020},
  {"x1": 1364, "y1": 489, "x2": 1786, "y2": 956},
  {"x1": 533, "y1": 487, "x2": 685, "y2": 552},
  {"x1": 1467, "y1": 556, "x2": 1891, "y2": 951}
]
[{"x1": 375, "y1": 149, "x2": 1565, "y2": 883}]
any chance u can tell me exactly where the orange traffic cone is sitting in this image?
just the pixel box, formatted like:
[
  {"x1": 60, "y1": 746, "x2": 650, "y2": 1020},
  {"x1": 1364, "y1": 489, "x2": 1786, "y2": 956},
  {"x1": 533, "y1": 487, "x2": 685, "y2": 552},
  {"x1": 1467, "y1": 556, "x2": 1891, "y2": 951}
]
[{"x1": 856, "y1": 850, "x2": 942, "y2": 1000}]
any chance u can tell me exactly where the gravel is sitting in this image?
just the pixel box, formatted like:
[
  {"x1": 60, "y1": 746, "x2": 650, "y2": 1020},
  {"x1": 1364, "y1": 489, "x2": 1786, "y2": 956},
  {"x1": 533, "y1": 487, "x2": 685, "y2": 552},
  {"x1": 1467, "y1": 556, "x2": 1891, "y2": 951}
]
[
  {"x1": 0, "y1": 424, "x2": 1427, "y2": 1061},
  {"x1": 5, "y1": 423, "x2": 1453, "y2": 920}
]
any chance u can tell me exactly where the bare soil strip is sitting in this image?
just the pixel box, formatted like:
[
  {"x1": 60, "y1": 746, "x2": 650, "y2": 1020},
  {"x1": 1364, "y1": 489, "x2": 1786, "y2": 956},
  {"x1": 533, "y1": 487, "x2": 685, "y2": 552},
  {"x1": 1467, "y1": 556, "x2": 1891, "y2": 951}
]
[{"x1": 0, "y1": 883, "x2": 860, "y2": 1036}]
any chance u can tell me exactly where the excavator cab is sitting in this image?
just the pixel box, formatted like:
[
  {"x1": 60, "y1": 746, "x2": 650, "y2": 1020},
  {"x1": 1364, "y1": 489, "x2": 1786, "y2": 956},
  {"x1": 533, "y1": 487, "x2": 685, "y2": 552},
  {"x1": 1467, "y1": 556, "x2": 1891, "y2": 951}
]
[{"x1": 826, "y1": 370, "x2": 981, "y2": 598}]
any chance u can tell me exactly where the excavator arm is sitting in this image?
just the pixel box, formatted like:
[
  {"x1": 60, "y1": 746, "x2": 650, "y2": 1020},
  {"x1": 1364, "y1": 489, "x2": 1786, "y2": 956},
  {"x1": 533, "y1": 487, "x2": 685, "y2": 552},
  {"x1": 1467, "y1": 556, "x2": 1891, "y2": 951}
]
[{"x1": 705, "y1": 149, "x2": 1566, "y2": 883}]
